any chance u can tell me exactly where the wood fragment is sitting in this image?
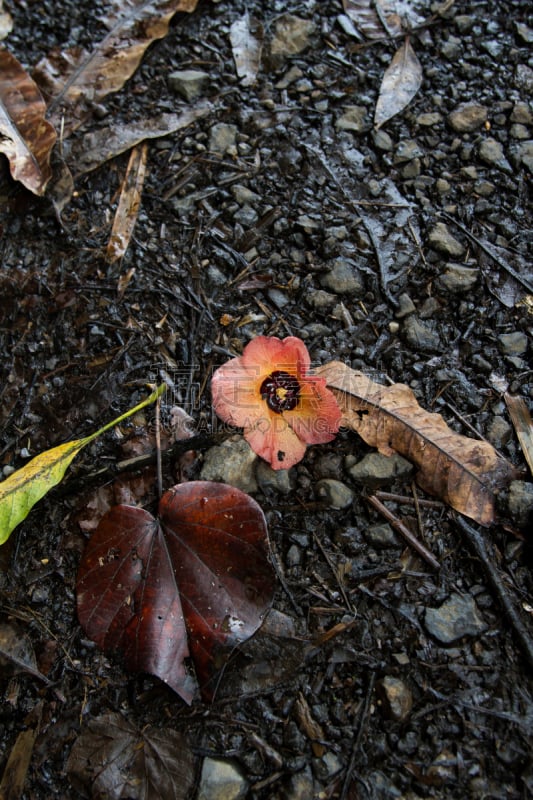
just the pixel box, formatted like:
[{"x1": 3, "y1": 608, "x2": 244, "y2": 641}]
[
  {"x1": 455, "y1": 514, "x2": 533, "y2": 670},
  {"x1": 367, "y1": 495, "x2": 440, "y2": 570}
]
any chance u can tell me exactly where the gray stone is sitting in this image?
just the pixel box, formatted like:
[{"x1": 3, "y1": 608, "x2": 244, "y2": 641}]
[
  {"x1": 507, "y1": 481, "x2": 533, "y2": 528},
  {"x1": 448, "y1": 102, "x2": 487, "y2": 132},
  {"x1": 394, "y1": 139, "x2": 424, "y2": 163},
  {"x1": 286, "y1": 544, "x2": 301, "y2": 567},
  {"x1": 335, "y1": 105, "x2": 368, "y2": 133},
  {"x1": 498, "y1": 331, "x2": 528, "y2": 356},
  {"x1": 233, "y1": 205, "x2": 258, "y2": 226},
  {"x1": 428, "y1": 222, "x2": 465, "y2": 257},
  {"x1": 438, "y1": 264, "x2": 479, "y2": 293},
  {"x1": 347, "y1": 453, "x2": 413, "y2": 486},
  {"x1": 365, "y1": 523, "x2": 399, "y2": 549},
  {"x1": 510, "y1": 102, "x2": 533, "y2": 125},
  {"x1": 307, "y1": 289, "x2": 336, "y2": 309},
  {"x1": 197, "y1": 757, "x2": 248, "y2": 800},
  {"x1": 231, "y1": 184, "x2": 261, "y2": 205},
  {"x1": 510, "y1": 123, "x2": 530, "y2": 140},
  {"x1": 424, "y1": 593, "x2": 486, "y2": 644},
  {"x1": 271, "y1": 15, "x2": 315, "y2": 58},
  {"x1": 511, "y1": 140, "x2": 533, "y2": 172},
  {"x1": 208, "y1": 123, "x2": 238, "y2": 156},
  {"x1": 316, "y1": 479, "x2": 354, "y2": 509},
  {"x1": 200, "y1": 437, "x2": 258, "y2": 493},
  {"x1": 478, "y1": 138, "x2": 512, "y2": 172},
  {"x1": 416, "y1": 112, "x2": 442, "y2": 126},
  {"x1": 395, "y1": 292, "x2": 416, "y2": 318},
  {"x1": 377, "y1": 676, "x2": 413, "y2": 721},
  {"x1": 285, "y1": 766, "x2": 316, "y2": 800},
  {"x1": 168, "y1": 69, "x2": 209, "y2": 101},
  {"x1": 372, "y1": 128, "x2": 393, "y2": 151},
  {"x1": 320, "y1": 257, "x2": 363, "y2": 294},
  {"x1": 487, "y1": 415, "x2": 512, "y2": 448},
  {"x1": 403, "y1": 316, "x2": 442, "y2": 352},
  {"x1": 256, "y1": 459, "x2": 292, "y2": 494},
  {"x1": 515, "y1": 64, "x2": 533, "y2": 93}
]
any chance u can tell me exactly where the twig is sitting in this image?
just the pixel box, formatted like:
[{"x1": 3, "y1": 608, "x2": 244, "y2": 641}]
[
  {"x1": 367, "y1": 495, "x2": 440, "y2": 570},
  {"x1": 155, "y1": 393, "x2": 163, "y2": 498},
  {"x1": 375, "y1": 491, "x2": 443, "y2": 509},
  {"x1": 440, "y1": 212, "x2": 533, "y2": 295},
  {"x1": 339, "y1": 671, "x2": 376, "y2": 800},
  {"x1": 454, "y1": 514, "x2": 533, "y2": 670},
  {"x1": 313, "y1": 532, "x2": 354, "y2": 614}
]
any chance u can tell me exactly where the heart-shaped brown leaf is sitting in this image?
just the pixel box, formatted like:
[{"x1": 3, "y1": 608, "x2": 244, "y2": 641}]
[{"x1": 77, "y1": 481, "x2": 275, "y2": 703}]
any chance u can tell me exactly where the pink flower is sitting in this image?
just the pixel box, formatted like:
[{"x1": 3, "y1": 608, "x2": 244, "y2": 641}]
[{"x1": 211, "y1": 336, "x2": 341, "y2": 470}]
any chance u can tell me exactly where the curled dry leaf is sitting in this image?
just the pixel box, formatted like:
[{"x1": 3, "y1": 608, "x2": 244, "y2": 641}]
[
  {"x1": 107, "y1": 142, "x2": 148, "y2": 264},
  {"x1": 0, "y1": 47, "x2": 57, "y2": 195},
  {"x1": 317, "y1": 361, "x2": 517, "y2": 526},
  {"x1": 374, "y1": 37, "x2": 422, "y2": 128},
  {"x1": 33, "y1": 0, "x2": 200, "y2": 136}
]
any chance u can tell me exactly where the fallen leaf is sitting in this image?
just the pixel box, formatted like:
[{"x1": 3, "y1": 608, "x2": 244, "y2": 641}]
[
  {"x1": 0, "y1": 47, "x2": 57, "y2": 194},
  {"x1": 0, "y1": 385, "x2": 164, "y2": 545},
  {"x1": 0, "y1": 0, "x2": 13, "y2": 40},
  {"x1": 317, "y1": 361, "x2": 516, "y2": 526},
  {"x1": 505, "y1": 393, "x2": 533, "y2": 477},
  {"x1": 76, "y1": 481, "x2": 275, "y2": 703},
  {"x1": 33, "y1": 0, "x2": 200, "y2": 136},
  {"x1": 0, "y1": 621, "x2": 51, "y2": 685},
  {"x1": 66, "y1": 712, "x2": 196, "y2": 800},
  {"x1": 0, "y1": 728, "x2": 37, "y2": 800},
  {"x1": 374, "y1": 37, "x2": 422, "y2": 128},
  {"x1": 107, "y1": 143, "x2": 148, "y2": 264},
  {"x1": 66, "y1": 104, "x2": 212, "y2": 177},
  {"x1": 230, "y1": 13, "x2": 263, "y2": 86}
]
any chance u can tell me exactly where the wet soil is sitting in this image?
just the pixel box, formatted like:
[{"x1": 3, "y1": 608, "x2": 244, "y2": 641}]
[{"x1": 0, "y1": 1, "x2": 532, "y2": 798}]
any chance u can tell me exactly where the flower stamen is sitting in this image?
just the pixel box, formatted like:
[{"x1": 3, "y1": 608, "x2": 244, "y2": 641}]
[{"x1": 260, "y1": 370, "x2": 300, "y2": 413}]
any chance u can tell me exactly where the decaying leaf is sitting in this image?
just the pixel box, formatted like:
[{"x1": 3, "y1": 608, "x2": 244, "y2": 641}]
[
  {"x1": 505, "y1": 393, "x2": 533, "y2": 477},
  {"x1": 230, "y1": 13, "x2": 263, "y2": 86},
  {"x1": 342, "y1": 0, "x2": 429, "y2": 39},
  {"x1": 33, "y1": 0, "x2": 200, "y2": 136},
  {"x1": 0, "y1": 0, "x2": 13, "y2": 40},
  {"x1": 374, "y1": 37, "x2": 422, "y2": 128},
  {"x1": 0, "y1": 620, "x2": 51, "y2": 685},
  {"x1": 66, "y1": 103, "x2": 211, "y2": 176},
  {"x1": 317, "y1": 361, "x2": 516, "y2": 526},
  {"x1": 0, "y1": 385, "x2": 164, "y2": 545},
  {"x1": 0, "y1": 728, "x2": 37, "y2": 800},
  {"x1": 67, "y1": 712, "x2": 197, "y2": 800},
  {"x1": 77, "y1": 481, "x2": 275, "y2": 704},
  {"x1": 0, "y1": 47, "x2": 57, "y2": 194},
  {"x1": 107, "y1": 142, "x2": 148, "y2": 264}
]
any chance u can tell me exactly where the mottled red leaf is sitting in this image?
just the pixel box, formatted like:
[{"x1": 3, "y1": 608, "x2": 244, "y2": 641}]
[{"x1": 77, "y1": 481, "x2": 274, "y2": 704}]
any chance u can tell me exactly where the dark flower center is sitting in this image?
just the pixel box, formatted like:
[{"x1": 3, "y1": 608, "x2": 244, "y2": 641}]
[{"x1": 260, "y1": 370, "x2": 300, "y2": 414}]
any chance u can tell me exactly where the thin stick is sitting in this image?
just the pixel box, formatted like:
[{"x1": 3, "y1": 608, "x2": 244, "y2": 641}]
[
  {"x1": 155, "y1": 394, "x2": 163, "y2": 499},
  {"x1": 455, "y1": 514, "x2": 533, "y2": 670},
  {"x1": 367, "y1": 495, "x2": 440, "y2": 570},
  {"x1": 339, "y1": 671, "x2": 376, "y2": 800}
]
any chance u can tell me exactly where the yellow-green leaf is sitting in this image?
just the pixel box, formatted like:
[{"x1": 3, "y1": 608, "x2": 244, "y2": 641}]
[{"x1": 0, "y1": 384, "x2": 165, "y2": 545}]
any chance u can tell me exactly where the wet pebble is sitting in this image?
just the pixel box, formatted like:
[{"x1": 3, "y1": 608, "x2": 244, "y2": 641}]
[
  {"x1": 428, "y1": 222, "x2": 465, "y2": 257},
  {"x1": 270, "y1": 14, "x2": 315, "y2": 58},
  {"x1": 208, "y1": 123, "x2": 238, "y2": 156},
  {"x1": 319, "y1": 257, "x2": 363, "y2": 294},
  {"x1": 167, "y1": 69, "x2": 209, "y2": 101},
  {"x1": 284, "y1": 766, "x2": 316, "y2": 800},
  {"x1": 486, "y1": 415, "x2": 512, "y2": 448},
  {"x1": 347, "y1": 452, "x2": 413, "y2": 486},
  {"x1": 315, "y1": 479, "x2": 354, "y2": 509},
  {"x1": 438, "y1": 264, "x2": 479, "y2": 293},
  {"x1": 197, "y1": 758, "x2": 248, "y2": 800},
  {"x1": 377, "y1": 676, "x2": 413, "y2": 721},
  {"x1": 365, "y1": 523, "x2": 399, "y2": 549},
  {"x1": 498, "y1": 331, "x2": 528, "y2": 356},
  {"x1": 507, "y1": 481, "x2": 533, "y2": 529},
  {"x1": 403, "y1": 316, "x2": 442, "y2": 352},
  {"x1": 256, "y1": 460, "x2": 292, "y2": 494},
  {"x1": 448, "y1": 103, "x2": 488, "y2": 133},
  {"x1": 478, "y1": 138, "x2": 512, "y2": 172},
  {"x1": 424, "y1": 593, "x2": 486, "y2": 644},
  {"x1": 200, "y1": 437, "x2": 258, "y2": 493},
  {"x1": 335, "y1": 105, "x2": 369, "y2": 133}
]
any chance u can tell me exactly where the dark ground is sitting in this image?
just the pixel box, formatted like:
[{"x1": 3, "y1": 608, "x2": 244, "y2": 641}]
[{"x1": 1, "y1": 0, "x2": 532, "y2": 798}]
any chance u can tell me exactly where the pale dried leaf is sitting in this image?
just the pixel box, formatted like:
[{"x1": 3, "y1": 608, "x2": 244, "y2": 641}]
[
  {"x1": 505, "y1": 393, "x2": 533, "y2": 477},
  {"x1": 230, "y1": 13, "x2": 263, "y2": 86},
  {"x1": 0, "y1": 47, "x2": 57, "y2": 194},
  {"x1": 342, "y1": 0, "x2": 427, "y2": 38},
  {"x1": 66, "y1": 103, "x2": 212, "y2": 176},
  {"x1": 374, "y1": 37, "x2": 422, "y2": 127},
  {"x1": 317, "y1": 361, "x2": 517, "y2": 526},
  {"x1": 0, "y1": 728, "x2": 37, "y2": 799},
  {"x1": 106, "y1": 142, "x2": 148, "y2": 264},
  {"x1": 33, "y1": 0, "x2": 200, "y2": 136},
  {"x1": 0, "y1": 0, "x2": 13, "y2": 40}
]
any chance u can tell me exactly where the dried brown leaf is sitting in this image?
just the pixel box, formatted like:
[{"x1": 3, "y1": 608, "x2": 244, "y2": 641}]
[
  {"x1": 0, "y1": 47, "x2": 57, "y2": 195},
  {"x1": 317, "y1": 361, "x2": 517, "y2": 526},
  {"x1": 343, "y1": 0, "x2": 427, "y2": 39},
  {"x1": 107, "y1": 142, "x2": 148, "y2": 264},
  {"x1": 505, "y1": 393, "x2": 533, "y2": 477},
  {"x1": 374, "y1": 37, "x2": 422, "y2": 128},
  {"x1": 33, "y1": 0, "x2": 200, "y2": 136}
]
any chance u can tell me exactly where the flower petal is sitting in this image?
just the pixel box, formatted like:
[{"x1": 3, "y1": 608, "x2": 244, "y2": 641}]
[
  {"x1": 284, "y1": 377, "x2": 341, "y2": 444},
  {"x1": 211, "y1": 357, "x2": 264, "y2": 428},
  {"x1": 241, "y1": 335, "x2": 310, "y2": 379},
  {"x1": 244, "y1": 415, "x2": 306, "y2": 470}
]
